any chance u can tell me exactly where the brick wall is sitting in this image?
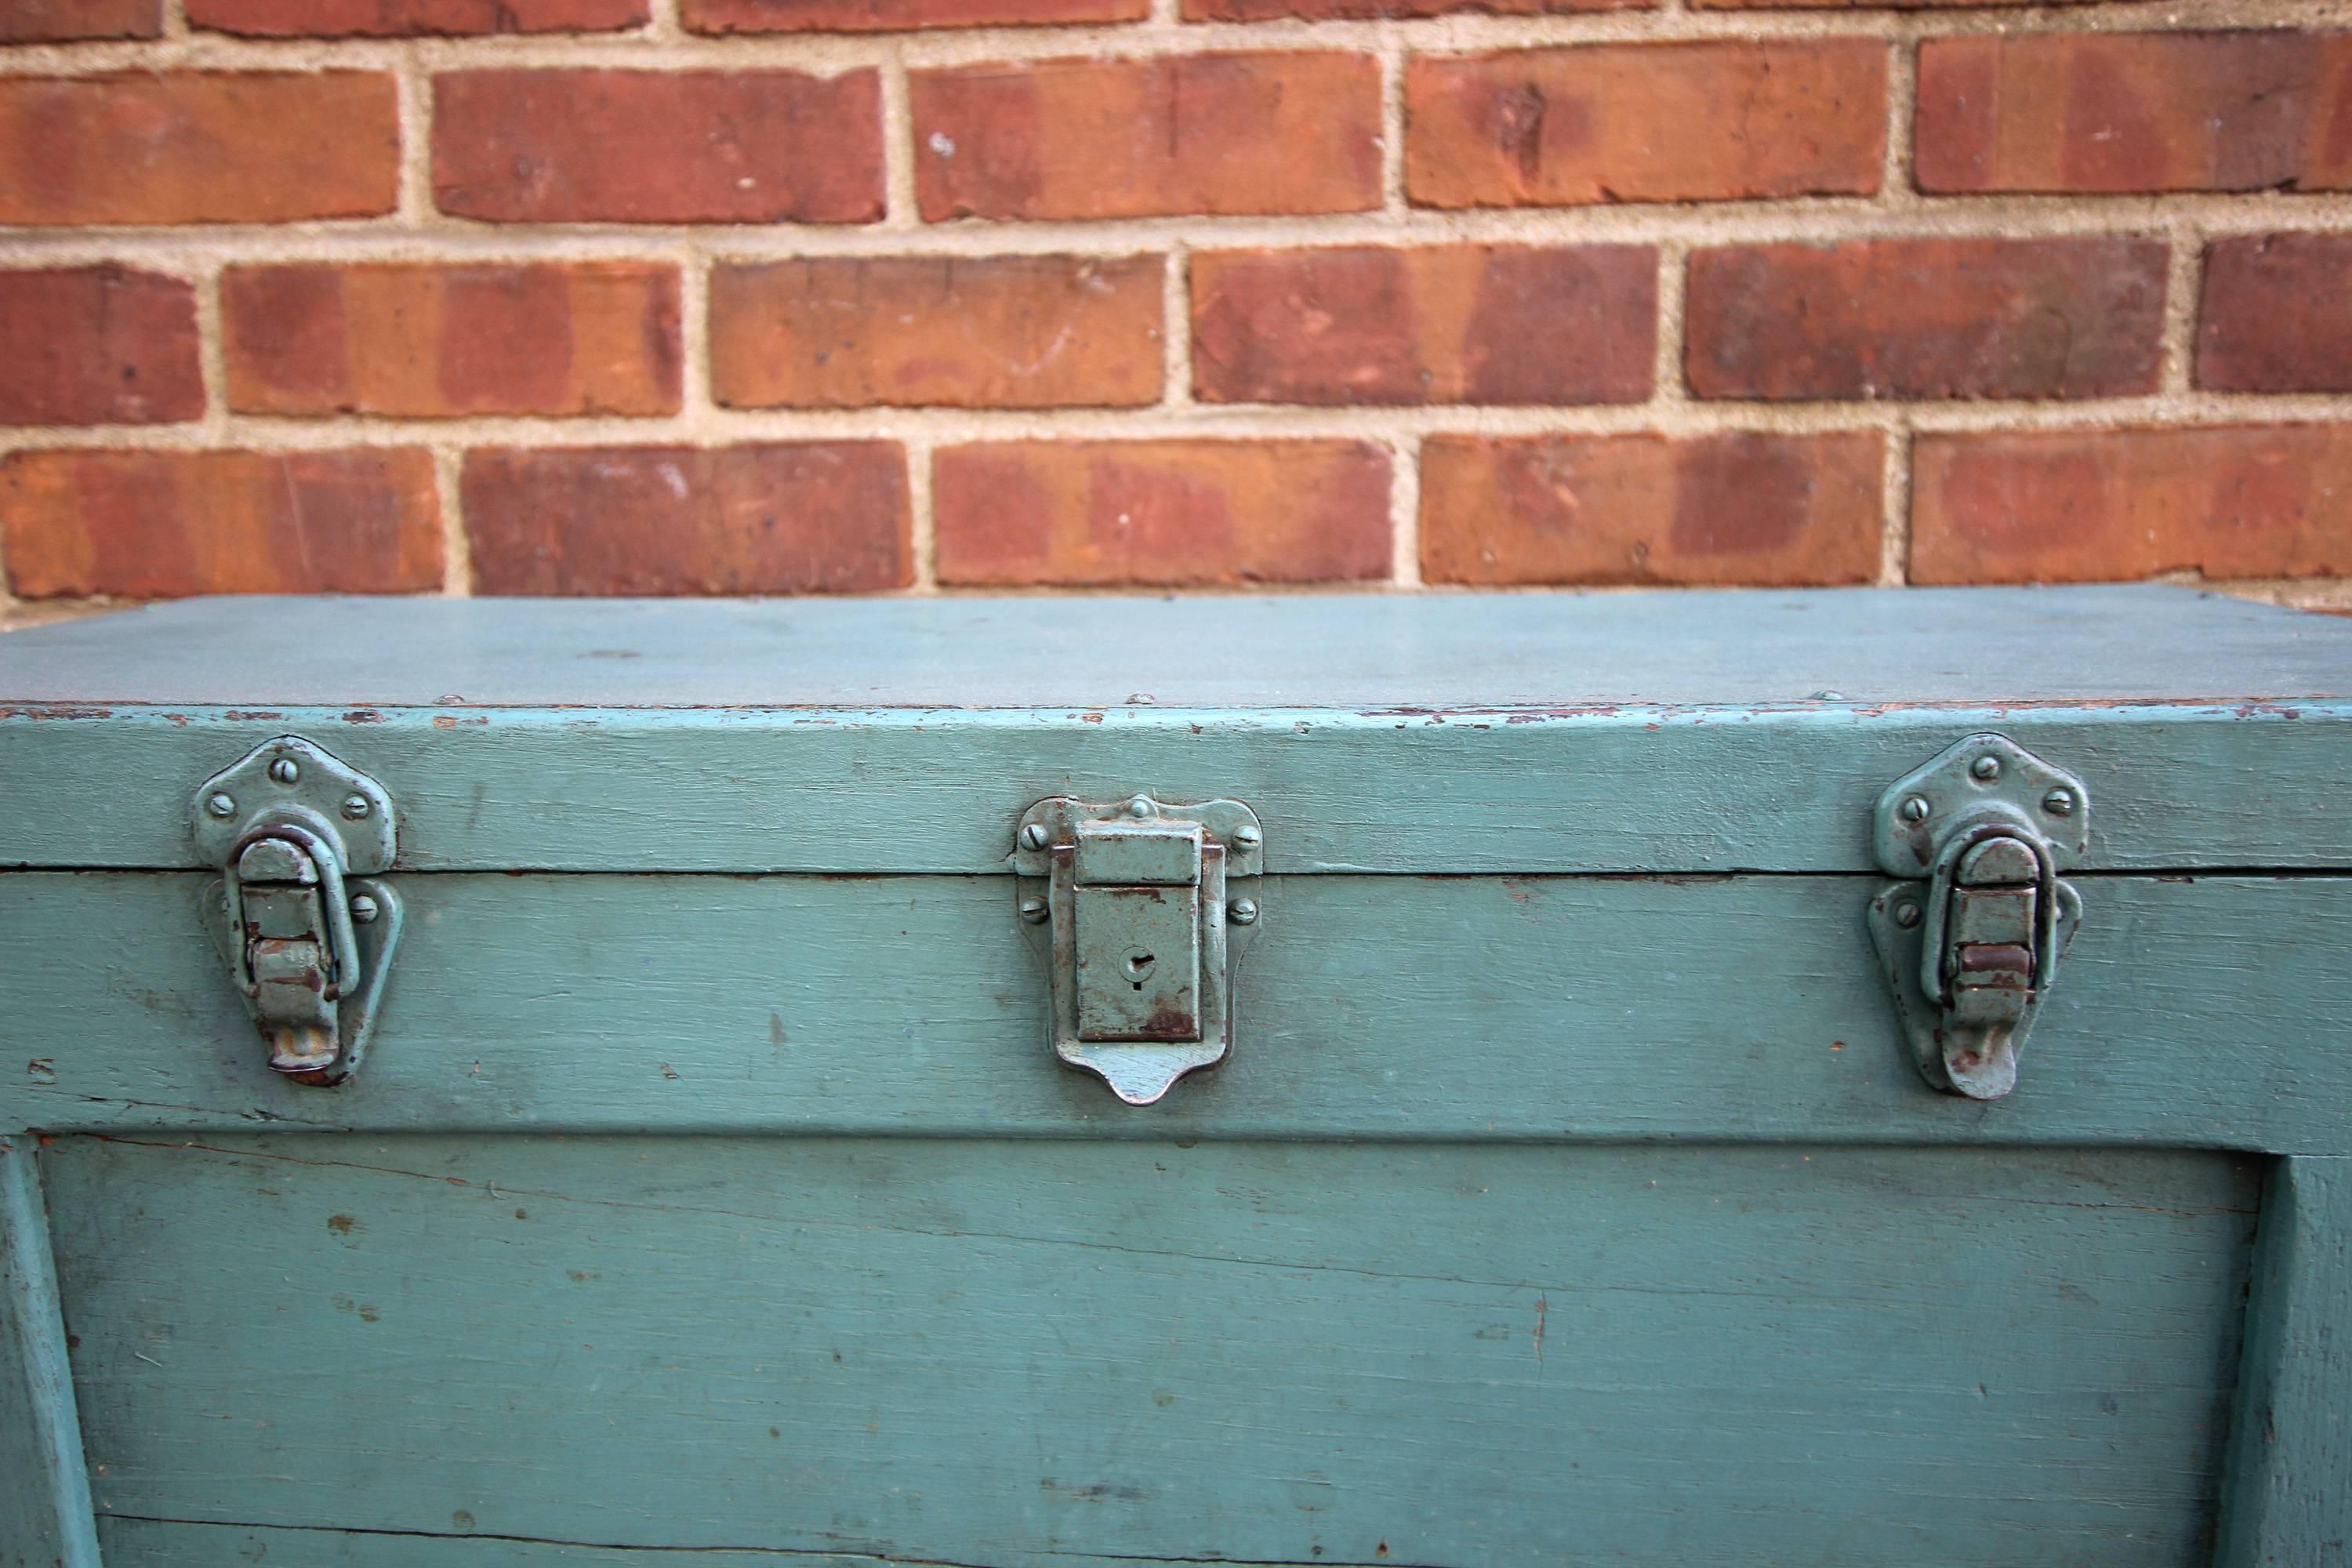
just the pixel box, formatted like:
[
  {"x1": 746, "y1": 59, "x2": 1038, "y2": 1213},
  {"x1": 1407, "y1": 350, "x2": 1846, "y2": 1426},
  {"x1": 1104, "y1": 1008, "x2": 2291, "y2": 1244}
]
[{"x1": 1, "y1": 0, "x2": 2348, "y2": 609}]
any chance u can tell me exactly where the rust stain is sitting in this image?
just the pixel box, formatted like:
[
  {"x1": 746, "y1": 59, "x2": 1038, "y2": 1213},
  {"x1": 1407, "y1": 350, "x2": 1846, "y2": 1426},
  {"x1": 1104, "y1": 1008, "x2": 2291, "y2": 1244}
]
[
  {"x1": 222, "y1": 710, "x2": 282, "y2": 720},
  {"x1": 325, "y1": 1214, "x2": 356, "y2": 1234},
  {"x1": 1533, "y1": 1293, "x2": 1547, "y2": 1364},
  {"x1": 341, "y1": 708, "x2": 387, "y2": 724}
]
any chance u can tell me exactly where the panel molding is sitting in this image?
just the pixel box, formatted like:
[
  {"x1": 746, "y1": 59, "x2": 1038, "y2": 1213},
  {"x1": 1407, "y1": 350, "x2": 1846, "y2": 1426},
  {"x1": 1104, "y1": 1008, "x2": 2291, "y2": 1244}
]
[{"x1": 1, "y1": 1133, "x2": 100, "y2": 1568}]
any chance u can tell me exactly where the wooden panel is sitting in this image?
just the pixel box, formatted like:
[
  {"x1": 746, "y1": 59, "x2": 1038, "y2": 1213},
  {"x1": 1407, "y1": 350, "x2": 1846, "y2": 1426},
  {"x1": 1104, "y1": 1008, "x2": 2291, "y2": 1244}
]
[
  {"x1": 0, "y1": 1134, "x2": 100, "y2": 1568},
  {"x1": 5, "y1": 586, "x2": 2343, "y2": 710},
  {"x1": 51, "y1": 1135, "x2": 2257, "y2": 1567},
  {"x1": 2218, "y1": 1156, "x2": 2352, "y2": 1566},
  {"x1": 0, "y1": 702, "x2": 2347, "y2": 875},
  {"x1": 4, "y1": 872, "x2": 2350, "y2": 1152}
]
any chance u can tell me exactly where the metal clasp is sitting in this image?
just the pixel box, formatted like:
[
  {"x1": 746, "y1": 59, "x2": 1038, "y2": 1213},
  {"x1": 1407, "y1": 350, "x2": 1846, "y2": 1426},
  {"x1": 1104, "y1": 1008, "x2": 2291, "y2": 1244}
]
[
  {"x1": 1014, "y1": 795, "x2": 1262, "y2": 1105},
  {"x1": 194, "y1": 738, "x2": 403, "y2": 1085},
  {"x1": 1867, "y1": 735, "x2": 2088, "y2": 1100}
]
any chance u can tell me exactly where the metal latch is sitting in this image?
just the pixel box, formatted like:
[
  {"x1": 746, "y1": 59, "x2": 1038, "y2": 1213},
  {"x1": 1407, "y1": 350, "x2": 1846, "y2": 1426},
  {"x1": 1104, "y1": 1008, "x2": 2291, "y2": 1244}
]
[
  {"x1": 1014, "y1": 795, "x2": 1262, "y2": 1105},
  {"x1": 1866, "y1": 734, "x2": 2089, "y2": 1100},
  {"x1": 192, "y1": 738, "x2": 403, "y2": 1086}
]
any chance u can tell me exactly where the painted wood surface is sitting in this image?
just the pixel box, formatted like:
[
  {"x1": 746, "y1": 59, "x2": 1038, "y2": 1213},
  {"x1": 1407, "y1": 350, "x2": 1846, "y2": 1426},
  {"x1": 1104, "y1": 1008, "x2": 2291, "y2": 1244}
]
[
  {"x1": 5, "y1": 871, "x2": 2349, "y2": 1152},
  {"x1": 5, "y1": 586, "x2": 2343, "y2": 710},
  {"x1": 2218, "y1": 1156, "x2": 2352, "y2": 1566},
  {"x1": 49, "y1": 1134, "x2": 2256, "y2": 1568},
  {"x1": 2, "y1": 703, "x2": 2348, "y2": 875},
  {"x1": 1, "y1": 1134, "x2": 100, "y2": 1568}
]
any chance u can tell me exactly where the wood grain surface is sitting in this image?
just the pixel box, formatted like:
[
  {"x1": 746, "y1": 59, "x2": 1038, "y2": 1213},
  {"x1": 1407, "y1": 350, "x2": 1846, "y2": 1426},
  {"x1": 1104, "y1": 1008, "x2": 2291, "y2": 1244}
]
[{"x1": 50, "y1": 1134, "x2": 2256, "y2": 1567}]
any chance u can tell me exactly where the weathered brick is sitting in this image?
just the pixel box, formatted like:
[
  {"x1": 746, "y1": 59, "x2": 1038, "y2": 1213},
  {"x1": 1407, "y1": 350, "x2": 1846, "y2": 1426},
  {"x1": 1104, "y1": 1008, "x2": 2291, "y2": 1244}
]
[
  {"x1": 189, "y1": 0, "x2": 644, "y2": 34},
  {"x1": 1913, "y1": 426, "x2": 2352, "y2": 584},
  {"x1": 435, "y1": 70, "x2": 883, "y2": 224},
  {"x1": 1188, "y1": 0, "x2": 1637, "y2": 18},
  {"x1": 935, "y1": 440, "x2": 1390, "y2": 586},
  {"x1": 1697, "y1": 0, "x2": 2115, "y2": 9},
  {"x1": 914, "y1": 53, "x2": 1381, "y2": 221},
  {"x1": 1421, "y1": 432, "x2": 1883, "y2": 585},
  {"x1": 224, "y1": 263, "x2": 681, "y2": 419},
  {"x1": 2198, "y1": 234, "x2": 2352, "y2": 394},
  {"x1": 0, "y1": 74, "x2": 397, "y2": 226},
  {"x1": 465, "y1": 445, "x2": 910, "y2": 595},
  {"x1": 0, "y1": 267, "x2": 202, "y2": 427},
  {"x1": 685, "y1": 0, "x2": 1142, "y2": 31},
  {"x1": 1, "y1": 1, "x2": 160, "y2": 40},
  {"x1": 1915, "y1": 33, "x2": 2352, "y2": 194},
  {"x1": 712, "y1": 254, "x2": 1162, "y2": 410},
  {"x1": 1, "y1": 449, "x2": 441, "y2": 598},
  {"x1": 1686, "y1": 238, "x2": 2166, "y2": 402},
  {"x1": 1406, "y1": 42, "x2": 1886, "y2": 209},
  {"x1": 1192, "y1": 244, "x2": 1655, "y2": 407}
]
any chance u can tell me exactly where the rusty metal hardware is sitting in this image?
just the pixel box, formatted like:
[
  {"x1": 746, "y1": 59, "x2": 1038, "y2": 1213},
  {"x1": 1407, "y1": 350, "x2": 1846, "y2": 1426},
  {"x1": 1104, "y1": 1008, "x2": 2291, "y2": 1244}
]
[
  {"x1": 192, "y1": 737, "x2": 403, "y2": 1086},
  {"x1": 1866, "y1": 734, "x2": 2088, "y2": 1100},
  {"x1": 1014, "y1": 795, "x2": 1262, "y2": 1105}
]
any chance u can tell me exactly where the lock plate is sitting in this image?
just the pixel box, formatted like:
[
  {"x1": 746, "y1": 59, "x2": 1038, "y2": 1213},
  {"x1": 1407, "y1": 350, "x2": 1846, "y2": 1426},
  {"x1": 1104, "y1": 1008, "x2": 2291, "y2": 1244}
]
[
  {"x1": 1016, "y1": 796, "x2": 1261, "y2": 1105},
  {"x1": 192, "y1": 737, "x2": 402, "y2": 1086},
  {"x1": 1866, "y1": 734, "x2": 2089, "y2": 1100}
]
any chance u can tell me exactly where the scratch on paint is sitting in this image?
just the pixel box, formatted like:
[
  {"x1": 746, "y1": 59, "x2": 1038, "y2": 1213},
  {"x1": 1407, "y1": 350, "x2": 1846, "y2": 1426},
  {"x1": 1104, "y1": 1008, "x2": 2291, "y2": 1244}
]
[{"x1": 1534, "y1": 1294, "x2": 1547, "y2": 1367}]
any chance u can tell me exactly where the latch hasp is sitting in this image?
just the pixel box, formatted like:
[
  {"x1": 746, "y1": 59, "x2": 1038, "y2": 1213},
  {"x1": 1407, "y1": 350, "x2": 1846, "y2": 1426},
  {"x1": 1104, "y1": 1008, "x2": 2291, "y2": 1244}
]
[
  {"x1": 1015, "y1": 795, "x2": 1261, "y2": 1106},
  {"x1": 1866, "y1": 733, "x2": 2089, "y2": 1100},
  {"x1": 192, "y1": 736, "x2": 403, "y2": 1086}
]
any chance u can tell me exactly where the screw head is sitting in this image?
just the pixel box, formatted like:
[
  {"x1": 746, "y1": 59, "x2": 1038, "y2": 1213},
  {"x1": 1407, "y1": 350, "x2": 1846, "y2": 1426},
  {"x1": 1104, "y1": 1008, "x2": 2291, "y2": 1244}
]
[
  {"x1": 1232, "y1": 823, "x2": 1262, "y2": 849},
  {"x1": 1893, "y1": 901, "x2": 1922, "y2": 929},
  {"x1": 1018, "y1": 896, "x2": 1049, "y2": 924},
  {"x1": 2042, "y1": 788, "x2": 2076, "y2": 818},
  {"x1": 340, "y1": 793, "x2": 372, "y2": 821},
  {"x1": 1229, "y1": 898, "x2": 1259, "y2": 926},
  {"x1": 349, "y1": 894, "x2": 380, "y2": 924},
  {"x1": 268, "y1": 757, "x2": 300, "y2": 786},
  {"x1": 1970, "y1": 754, "x2": 2002, "y2": 782},
  {"x1": 1900, "y1": 795, "x2": 1931, "y2": 824},
  {"x1": 1018, "y1": 822, "x2": 1051, "y2": 851},
  {"x1": 205, "y1": 792, "x2": 237, "y2": 819},
  {"x1": 1126, "y1": 796, "x2": 1153, "y2": 819}
]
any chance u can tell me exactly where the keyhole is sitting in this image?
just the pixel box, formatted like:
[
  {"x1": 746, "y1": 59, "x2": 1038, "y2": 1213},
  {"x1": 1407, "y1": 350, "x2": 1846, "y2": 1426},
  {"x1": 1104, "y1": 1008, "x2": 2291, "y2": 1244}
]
[{"x1": 1124, "y1": 949, "x2": 1156, "y2": 990}]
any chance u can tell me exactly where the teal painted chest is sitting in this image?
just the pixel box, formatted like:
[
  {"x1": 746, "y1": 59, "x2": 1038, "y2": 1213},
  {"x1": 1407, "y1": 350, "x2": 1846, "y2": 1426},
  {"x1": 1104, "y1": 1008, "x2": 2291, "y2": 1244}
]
[{"x1": 3, "y1": 586, "x2": 2349, "y2": 1568}]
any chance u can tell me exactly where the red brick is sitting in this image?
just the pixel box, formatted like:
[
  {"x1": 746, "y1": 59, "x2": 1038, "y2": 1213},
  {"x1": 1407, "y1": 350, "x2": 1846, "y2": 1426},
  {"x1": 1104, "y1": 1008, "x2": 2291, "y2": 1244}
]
[
  {"x1": 189, "y1": 0, "x2": 644, "y2": 34},
  {"x1": 1697, "y1": 0, "x2": 2118, "y2": 8},
  {"x1": 0, "y1": 268, "x2": 202, "y2": 427},
  {"x1": 224, "y1": 263, "x2": 681, "y2": 419},
  {"x1": 712, "y1": 254, "x2": 1161, "y2": 411},
  {"x1": 1686, "y1": 238, "x2": 2166, "y2": 403},
  {"x1": 935, "y1": 440, "x2": 1390, "y2": 586},
  {"x1": 914, "y1": 53, "x2": 1380, "y2": 221},
  {"x1": 1406, "y1": 42, "x2": 1886, "y2": 209},
  {"x1": 1, "y1": 449, "x2": 441, "y2": 598},
  {"x1": 1, "y1": 1, "x2": 159, "y2": 40},
  {"x1": 1915, "y1": 33, "x2": 2352, "y2": 194},
  {"x1": 1421, "y1": 431, "x2": 1883, "y2": 585},
  {"x1": 686, "y1": 0, "x2": 1142, "y2": 31},
  {"x1": 0, "y1": 74, "x2": 397, "y2": 226},
  {"x1": 434, "y1": 70, "x2": 883, "y2": 224},
  {"x1": 1913, "y1": 426, "x2": 2352, "y2": 584},
  {"x1": 1192, "y1": 245, "x2": 1654, "y2": 406},
  {"x1": 1188, "y1": 0, "x2": 1636, "y2": 18},
  {"x1": 465, "y1": 445, "x2": 909, "y2": 595},
  {"x1": 2198, "y1": 234, "x2": 2352, "y2": 394}
]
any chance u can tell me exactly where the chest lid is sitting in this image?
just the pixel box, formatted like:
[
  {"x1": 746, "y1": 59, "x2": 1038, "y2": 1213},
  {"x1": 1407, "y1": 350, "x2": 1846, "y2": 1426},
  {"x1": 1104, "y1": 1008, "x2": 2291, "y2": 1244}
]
[{"x1": 0, "y1": 583, "x2": 2347, "y2": 876}]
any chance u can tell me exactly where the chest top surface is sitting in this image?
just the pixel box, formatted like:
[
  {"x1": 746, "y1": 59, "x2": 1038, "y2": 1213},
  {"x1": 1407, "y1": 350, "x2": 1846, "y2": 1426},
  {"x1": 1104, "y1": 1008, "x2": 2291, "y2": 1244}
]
[{"x1": 2, "y1": 585, "x2": 2347, "y2": 710}]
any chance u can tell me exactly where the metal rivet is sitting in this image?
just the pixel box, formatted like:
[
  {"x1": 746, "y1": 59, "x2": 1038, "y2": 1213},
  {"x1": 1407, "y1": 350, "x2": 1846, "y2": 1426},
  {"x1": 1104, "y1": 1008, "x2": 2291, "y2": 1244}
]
[
  {"x1": 341, "y1": 793, "x2": 372, "y2": 821},
  {"x1": 1127, "y1": 796, "x2": 1153, "y2": 819},
  {"x1": 350, "y1": 894, "x2": 380, "y2": 925},
  {"x1": 1900, "y1": 795, "x2": 1931, "y2": 823},
  {"x1": 205, "y1": 792, "x2": 237, "y2": 819},
  {"x1": 1970, "y1": 755, "x2": 2002, "y2": 782},
  {"x1": 1893, "y1": 902, "x2": 1922, "y2": 929},
  {"x1": 268, "y1": 757, "x2": 300, "y2": 786},
  {"x1": 1018, "y1": 896, "x2": 1048, "y2": 924},
  {"x1": 1232, "y1": 824, "x2": 1262, "y2": 849},
  {"x1": 2042, "y1": 788, "x2": 2076, "y2": 818},
  {"x1": 1018, "y1": 822, "x2": 1050, "y2": 851},
  {"x1": 1229, "y1": 898, "x2": 1259, "y2": 926}
]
